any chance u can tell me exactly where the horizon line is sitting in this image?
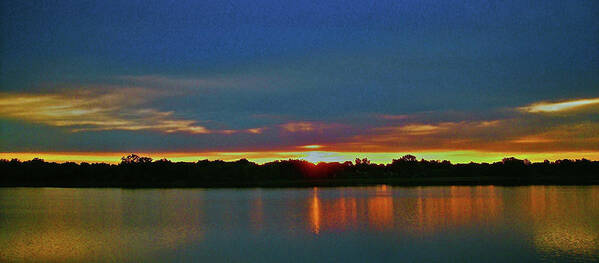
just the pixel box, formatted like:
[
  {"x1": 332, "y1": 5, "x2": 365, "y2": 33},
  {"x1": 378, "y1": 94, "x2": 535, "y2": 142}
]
[{"x1": 2, "y1": 151, "x2": 599, "y2": 165}]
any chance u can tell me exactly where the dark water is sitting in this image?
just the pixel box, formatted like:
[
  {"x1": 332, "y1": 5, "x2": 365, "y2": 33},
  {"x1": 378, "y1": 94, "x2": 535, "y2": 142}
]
[{"x1": 1, "y1": 186, "x2": 598, "y2": 262}]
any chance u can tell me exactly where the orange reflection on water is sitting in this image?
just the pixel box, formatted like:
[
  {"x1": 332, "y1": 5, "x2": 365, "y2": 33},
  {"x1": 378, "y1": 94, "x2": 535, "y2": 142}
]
[
  {"x1": 310, "y1": 188, "x2": 321, "y2": 234},
  {"x1": 529, "y1": 185, "x2": 549, "y2": 216},
  {"x1": 250, "y1": 190, "x2": 264, "y2": 232},
  {"x1": 309, "y1": 188, "x2": 359, "y2": 234},
  {"x1": 415, "y1": 186, "x2": 503, "y2": 234},
  {"x1": 307, "y1": 186, "x2": 505, "y2": 235},
  {"x1": 3, "y1": 186, "x2": 598, "y2": 262},
  {"x1": 368, "y1": 185, "x2": 394, "y2": 229},
  {"x1": 296, "y1": 185, "x2": 598, "y2": 258}
]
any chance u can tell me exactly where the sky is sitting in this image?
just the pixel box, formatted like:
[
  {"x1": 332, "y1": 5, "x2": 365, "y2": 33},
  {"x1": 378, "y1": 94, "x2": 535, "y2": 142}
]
[{"x1": 1, "y1": 0, "x2": 598, "y2": 163}]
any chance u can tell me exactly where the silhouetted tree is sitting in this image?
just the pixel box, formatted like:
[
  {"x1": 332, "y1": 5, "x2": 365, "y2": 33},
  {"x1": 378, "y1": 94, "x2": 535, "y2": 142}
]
[
  {"x1": 121, "y1": 154, "x2": 153, "y2": 164},
  {"x1": 400, "y1": 154, "x2": 417, "y2": 162},
  {"x1": 1, "y1": 154, "x2": 598, "y2": 187}
]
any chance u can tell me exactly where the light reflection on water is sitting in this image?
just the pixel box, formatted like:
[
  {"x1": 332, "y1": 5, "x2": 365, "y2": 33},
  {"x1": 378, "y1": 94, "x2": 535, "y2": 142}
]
[{"x1": 0, "y1": 186, "x2": 598, "y2": 262}]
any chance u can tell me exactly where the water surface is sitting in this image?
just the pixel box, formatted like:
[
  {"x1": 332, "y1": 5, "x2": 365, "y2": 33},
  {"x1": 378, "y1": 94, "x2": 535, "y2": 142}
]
[{"x1": 1, "y1": 186, "x2": 598, "y2": 262}]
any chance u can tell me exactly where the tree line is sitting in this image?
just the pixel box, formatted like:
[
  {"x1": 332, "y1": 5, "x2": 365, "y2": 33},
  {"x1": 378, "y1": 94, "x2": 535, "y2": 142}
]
[{"x1": 1, "y1": 154, "x2": 598, "y2": 187}]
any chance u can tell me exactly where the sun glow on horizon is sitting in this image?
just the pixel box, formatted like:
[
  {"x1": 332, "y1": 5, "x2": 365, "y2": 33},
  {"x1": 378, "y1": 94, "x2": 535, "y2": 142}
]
[
  {"x1": 2, "y1": 151, "x2": 598, "y2": 165},
  {"x1": 300, "y1": 145, "x2": 323, "y2": 149}
]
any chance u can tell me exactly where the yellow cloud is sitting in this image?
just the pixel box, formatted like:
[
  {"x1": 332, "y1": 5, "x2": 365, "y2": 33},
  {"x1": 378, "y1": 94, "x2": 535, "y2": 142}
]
[
  {"x1": 246, "y1": 128, "x2": 264, "y2": 134},
  {"x1": 398, "y1": 124, "x2": 444, "y2": 135},
  {"x1": 510, "y1": 136, "x2": 554, "y2": 144},
  {"x1": 520, "y1": 97, "x2": 599, "y2": 113},
  {"x1": 0, "y1": 89, "x2": 210, "y2": 134}
]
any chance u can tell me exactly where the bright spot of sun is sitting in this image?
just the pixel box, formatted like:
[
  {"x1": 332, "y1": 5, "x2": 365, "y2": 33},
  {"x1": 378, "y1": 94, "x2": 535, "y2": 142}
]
[
  {"x1": 300, "y1": 145, "x2": 323, "y2": 149},
  {"x1": 299, "y1": 151, "x2": 347, "y2": 163}
]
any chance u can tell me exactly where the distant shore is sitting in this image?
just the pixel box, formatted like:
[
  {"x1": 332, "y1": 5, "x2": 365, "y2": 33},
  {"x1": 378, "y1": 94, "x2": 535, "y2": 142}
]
[
  {"x1": 2, "y1": 155, "x2": 598, "y2": 188},
  {"x1": 2, "y1": 177, "x2": 599, "y2": 188}
]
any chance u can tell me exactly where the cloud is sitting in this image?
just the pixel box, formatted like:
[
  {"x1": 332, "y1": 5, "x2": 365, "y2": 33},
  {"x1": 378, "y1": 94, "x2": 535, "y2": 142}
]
[
  {"x1": 331, "y1": 120, "x2": 503, "y2": 152},
  {"x1": 331, "y1": 113, "x2": 599, "y2": 153},
  {"x1": 0, "y1": 88, "x2": 212, "y2": 134},
  {"x1": 398, "y1": 124, "x2": 446, "y2": 135},
  {"x1": 280, "y1": 122, "x2": 317, "y2": 132},
  {"x1": 2, "y1": 87, "x2": 597, "y2": 156},
  {"x1": 510, "y1": 136, "x2": 554, "y2": 144},
  {"x1": 519, "y1": 98, "x2": 599, "y2": 113},
  {"x1": 278, "y1": 122, "x2": 345, "y2": 138},
  {"x1": 246, "y1": 128, "x2": 264, "y2": 134},
  {"x1": 331, "y1": 97, "x2": 599, "y2": 153},
  {"x1": 215, "y1": 127, "x2": 265, "y2": 135}
]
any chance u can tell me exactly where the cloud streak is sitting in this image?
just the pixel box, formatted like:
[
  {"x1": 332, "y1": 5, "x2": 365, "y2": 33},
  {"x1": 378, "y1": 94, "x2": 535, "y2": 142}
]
[
  {"x1": 519, "y1": 98, "x2": 599, "y2": 113},
  {"x1": 0, "y1": 88, "x2": 212, "y2": 134},
  {"x1": 331, "y1": 112, "x2": 599, "y2": 153},
  {"x1": 279, "y1": 122, "x2": 340, "y2": 133},
  {"x1": 1, "y1": 88, "x2": 598, "y2": 157}
]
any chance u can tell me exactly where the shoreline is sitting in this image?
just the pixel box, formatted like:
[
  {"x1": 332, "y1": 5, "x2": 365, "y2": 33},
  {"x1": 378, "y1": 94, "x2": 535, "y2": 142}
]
[
  {"x1": 3, "y1": 176, "x2": 598, "y2": 188},
  {"x1": 3, "y1": 156, "x2": 598, "y2": 188}
]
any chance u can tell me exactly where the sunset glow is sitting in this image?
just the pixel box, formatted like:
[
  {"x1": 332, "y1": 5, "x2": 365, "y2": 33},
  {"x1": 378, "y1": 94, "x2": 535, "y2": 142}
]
[
  {"x1": 300, "y1": 145, "x2": 323, "y2": 149},
  {"x1": 2, "y1": 1, "x2": 599, "y2": 262},
  {"x1": 3, "y1": 151, "x2": 599, "y2": 165},
  {"x1": 1, "y1": 0, "x2": 597, "y2": 163}
]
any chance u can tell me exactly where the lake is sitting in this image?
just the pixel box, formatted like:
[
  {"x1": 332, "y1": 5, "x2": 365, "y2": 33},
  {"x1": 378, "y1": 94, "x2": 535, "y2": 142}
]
[{"x1": 1, "y1": 186, "x2": 598, "y2": 262}]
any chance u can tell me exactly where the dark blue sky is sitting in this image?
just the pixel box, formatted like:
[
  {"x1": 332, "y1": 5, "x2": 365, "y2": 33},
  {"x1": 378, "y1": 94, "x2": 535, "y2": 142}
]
[{"x1": 1, "y1": 0, "x2": 598, "y2": 159}]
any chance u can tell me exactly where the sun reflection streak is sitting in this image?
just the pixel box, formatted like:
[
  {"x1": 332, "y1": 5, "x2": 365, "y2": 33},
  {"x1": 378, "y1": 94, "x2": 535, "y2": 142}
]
[
  {"x1": 368, "y1": 185, "x2": 394, "y2": 229},
  {"x1": 310, "y1": 187, "x2": 321, "y2": 234},
  {"x1": 250, "y1": 190, "x2": 264, "y2": 232}
]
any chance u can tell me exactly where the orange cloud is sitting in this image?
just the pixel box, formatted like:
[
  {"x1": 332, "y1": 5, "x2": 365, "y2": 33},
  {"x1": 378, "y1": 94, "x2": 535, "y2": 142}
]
[
  {"x1": 246, "y1": 128, "x2": 264, "y2": 134},
  {"x1": 333, "y1": 97, "x2": 598, "y2": 153},
  {"x1": 398, "y1": 124, "x2": 446, "y2": 135},
  {"x1": 510, "y1": 136, "x2": 555, "y2": 144},
  {"x1": 280, "y1": 122, "x2": 317, "y2": 132},
  {"x1": 331, "y1": 117, "x2": 599, "y2": 153},
  {"x1": 279, "y1": 121, "x2": 339, "y2": 133}
]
